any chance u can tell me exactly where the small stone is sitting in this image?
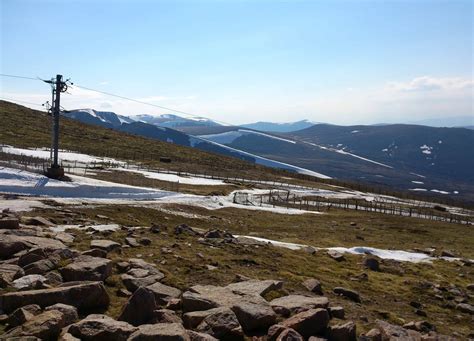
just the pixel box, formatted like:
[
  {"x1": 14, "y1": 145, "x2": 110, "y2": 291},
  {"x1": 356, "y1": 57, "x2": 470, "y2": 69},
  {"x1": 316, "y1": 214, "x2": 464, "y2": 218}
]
[
  {"x1": 125, "y1": 237, "x2": 140, "y2": 248},
  {"x1": 329, "y1": 306, "x2": 345, "y2": 319},
  {"x1": 327, "y1": 250, "x2": 345, "y2": 261},
  {"x1": 333, "y1": 287, "x2": 361, "y2": 303},
  {"x1": 363, "y1": 257, "x2": 380, "y2": 271},
  {"x1": 302, "y1": 278, "x2": 323, "y2": 295},
  {"x1": 139, "y1": 237, "x2": 152, "y2": 246},
  {"x1": 456, "y1": 303, "x2": 474, "y2": 314}
]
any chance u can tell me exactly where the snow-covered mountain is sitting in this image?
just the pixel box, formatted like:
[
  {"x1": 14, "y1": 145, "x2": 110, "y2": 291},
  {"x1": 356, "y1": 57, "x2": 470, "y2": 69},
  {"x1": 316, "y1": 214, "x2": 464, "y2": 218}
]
[
  {"x1": 131, "y1": 114, "x2": 221, "y2": 129},
  {"x1": 240, "y1": 120, "x2": 318, "y2": 132},
  {"x1": 65, "y1": 109, "x2": 134, "y2": 128}
]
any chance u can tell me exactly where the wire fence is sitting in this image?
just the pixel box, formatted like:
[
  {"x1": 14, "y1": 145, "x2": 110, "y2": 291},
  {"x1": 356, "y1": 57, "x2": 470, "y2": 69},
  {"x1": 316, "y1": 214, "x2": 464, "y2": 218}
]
[
  {"x1": 1, "y1": 151, "x2": 473, "y2": 225},
  {"x1": 232, "y1": 190, "x2": 473, "y2": 225}
]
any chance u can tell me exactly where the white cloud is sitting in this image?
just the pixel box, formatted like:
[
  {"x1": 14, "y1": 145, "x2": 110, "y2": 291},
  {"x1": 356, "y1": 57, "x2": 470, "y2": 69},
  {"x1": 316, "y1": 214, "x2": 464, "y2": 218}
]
[
  {"x1": 98, "y1": 81, "x2": 109, "y2": 85},
  {"x1": 386, "y1": 76, "x2": 473, "y2": 92}
]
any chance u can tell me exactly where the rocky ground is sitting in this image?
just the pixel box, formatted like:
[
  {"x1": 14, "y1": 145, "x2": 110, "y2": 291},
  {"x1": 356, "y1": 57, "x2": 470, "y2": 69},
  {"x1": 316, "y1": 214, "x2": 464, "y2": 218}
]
[{"x1": 0, "y1": 206, "x2": 473, "y2": 340}]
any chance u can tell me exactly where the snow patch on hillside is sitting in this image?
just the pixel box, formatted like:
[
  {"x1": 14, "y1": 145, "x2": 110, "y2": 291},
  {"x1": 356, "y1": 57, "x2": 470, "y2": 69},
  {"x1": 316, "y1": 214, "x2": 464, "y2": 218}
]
[
  {"x1": 116, "y1": 168, "x2": 226, "y2": 185},
  {"x1": 1, "y1": 146, "x2": 124, "y2": 165}
]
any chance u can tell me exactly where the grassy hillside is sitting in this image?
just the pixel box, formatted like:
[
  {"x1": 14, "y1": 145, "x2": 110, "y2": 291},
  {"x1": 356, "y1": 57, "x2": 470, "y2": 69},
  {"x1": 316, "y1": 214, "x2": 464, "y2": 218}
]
[{"x1": 0, "y1": 101, "x2": 300, "y2": 182}]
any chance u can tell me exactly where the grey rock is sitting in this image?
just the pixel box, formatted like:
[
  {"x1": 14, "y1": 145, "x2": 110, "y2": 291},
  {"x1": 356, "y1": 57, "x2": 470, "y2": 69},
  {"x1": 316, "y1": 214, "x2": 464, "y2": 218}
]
[
  {"x1": 128, "y1": 323, "x2": 190, "y2": 341},
  {"x1": 118, "y1": 287, "x2": 157, "y2": 326},
  {"x1": 187, "y1": 330, "x2": 218, "y2": 341},
  {"x1": 147, "y1": 282, "x2": 182, "y2": 306},
  {"x1": 333, "y1": 287, "x2": 361, "y2": 303},
  {"x1": 0, "y1": 281, "x2": 110, "y2": 313},
  {"x1": 18, "y1": 248, "x2": 47, "y2": 267},
  {"x1": 45, "y1": 303, "x2": 78, "y2": 325},
  {"x1": 329, "y1": 306, "x2": 345, "y2": 319},
  {"x1": 12, "y1": 274, "x2": 49, "y2": 290},
  {"x1": 231, "y1": 301, "x2": 277, "y2": 332},
  {"x1": 3, "y1": 309, "x2": 67, "y2": 340},
  {"x1": 456, "y1": 303, "x2": 474, "y2": 314},
  {"x1": 121, "y1": 273, "x2": 164, "y2": 292},
  {"x1": 276, "y1": 328, "x2": 304, "y2": 341},
  {"x1": 302, "y1": 278, "x2": 323, "y2": 295},
  {"x1": 82, "y1": 248, "x2": 108, "y2": 258},
  {"x1": 280, "y1": 308, "x2": 329, "y2": 338},
  {"x1": 328, "y1": 321, "x2": 356, "y2": 341},
  {"x1": 270, "y1": 295, "x2": 329, "y2": 316},
  {"x1": 68, "y1": 314, "x2": 138, "y2": 341},
  {"x1": 196, "y1": 307, "x2": 243, "y2": 340},
  {"x1": 151, "y1": 309, "x2": 183, "y2": 324},
  {"x1": 90, "y1": 239, "x2": 120, "y2": 252},
  {"x1": 183, "y1": 308, "x2": 227, "y2": 329},
  {"x1": 60, "y1": 255, "x2": 112, "y2": 282},
  {"x1": 5, "y1": 304, "x2": 42, "y2": 328}
]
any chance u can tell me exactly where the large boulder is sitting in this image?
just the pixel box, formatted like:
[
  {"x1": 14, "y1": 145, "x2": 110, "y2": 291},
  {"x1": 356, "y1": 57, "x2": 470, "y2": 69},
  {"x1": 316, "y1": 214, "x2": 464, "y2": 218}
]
[
  {"x1": 0, "y1": 235, "x2": 30, "y2": 259},
  {"x1": 121, "y1": 274, "x2": 164, "y2": 292},
  {"x1": 18, "y1": 248, "x2": 48, "y2": 267},
  {"x1": 0, "y1": 281, "x2": 110, "y2": 313},
  {"x1": 270, "y1": 295, "x2": 329, "y2": 316},
  {"x1": 12, "y1": 274, "x2": 49, "y2": 290},
  {"x1": 280, "y1": 308, "x2": 329, "y2": 338},
  {"x1": 45, "y1": 303, "x2": 79, "y2": 325},
  {"x1": 196, "y1": 307, "x2": 244, "y2": 340},
  {"x1": 23, "y1": 257, "x2": 58, "y2": 275},
  {"x1": 376, "y1": 320, "x2": 422, "y2": 339},
  {"x1": 328, "y1": 321, "x2": 356, "y2": 341},
  {"x1": 90, "y1": 239, "x2": 121, "y2": 252},
  {"x1": 127, "y1": 323, "x2": 190, "y2": 341},
  {"x1": 60, "y1": 255, "x2": 112, "y2": 282},
  {"x1": 0, "y1": 264, "x2": 24, "y2": 288},
  {"x1": 68, "y1": 314, "x2": 138, "y2": 341},
  {"x1": 226, "y1": 279, "x2": 283, "y2": 296},
  {"x1": 5, "y1": 304, "x2": 42, "y2": 328},
  {"x1": 2, "y1": 309, "x2": 68, "y2": 340},
  {"x1": 231, "y1": 301, "x2": 277, "y2": 332},
  {"x1": 183, "y1": 283, "x2": 268, "y2": 312},
  {"x1": 146, "y1": 282, "x2": 182, "y2": 306},
  {"x1": 118, "y1": 287, "x2": 158, "y2": 326},
  {"x1": 183, "y1": 308, "x2": 228, "y2": 329}
]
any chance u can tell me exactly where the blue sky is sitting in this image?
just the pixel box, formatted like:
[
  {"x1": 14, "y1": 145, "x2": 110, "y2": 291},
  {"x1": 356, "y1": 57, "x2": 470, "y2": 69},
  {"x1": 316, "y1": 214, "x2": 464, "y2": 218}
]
[{"x1": 1, "y1": 0, "x2": 472, "y2": 125}]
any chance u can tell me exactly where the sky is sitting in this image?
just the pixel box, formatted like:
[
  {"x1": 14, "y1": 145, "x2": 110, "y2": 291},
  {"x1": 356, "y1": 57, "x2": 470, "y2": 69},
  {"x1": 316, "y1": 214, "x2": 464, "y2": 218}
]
[{"x1": 1, "y1": 0, "x2": 472, "y2": 125}]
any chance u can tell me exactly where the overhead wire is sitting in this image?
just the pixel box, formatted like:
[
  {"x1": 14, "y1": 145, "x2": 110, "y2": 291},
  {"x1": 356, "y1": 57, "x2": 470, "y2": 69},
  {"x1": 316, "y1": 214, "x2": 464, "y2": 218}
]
[{"x1": 1, "y1": 73, "x2": 237, "y2": 127}]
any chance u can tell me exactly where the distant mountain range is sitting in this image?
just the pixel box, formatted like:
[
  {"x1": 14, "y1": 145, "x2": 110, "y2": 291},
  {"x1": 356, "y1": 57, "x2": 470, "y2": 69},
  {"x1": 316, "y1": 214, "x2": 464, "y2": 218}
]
[
  {"x1": 64, "y1": 109, "x2": 474, "y2": 202},
  {"x1": 240, "y1": 120, "x2": 318, "y2": 132}
]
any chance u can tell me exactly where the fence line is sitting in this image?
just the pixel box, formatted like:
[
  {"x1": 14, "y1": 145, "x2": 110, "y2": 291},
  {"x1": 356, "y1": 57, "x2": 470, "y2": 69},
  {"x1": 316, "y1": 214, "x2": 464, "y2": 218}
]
[{"x1": 1, "y1": 153, "x2": 472, "y2": 225}]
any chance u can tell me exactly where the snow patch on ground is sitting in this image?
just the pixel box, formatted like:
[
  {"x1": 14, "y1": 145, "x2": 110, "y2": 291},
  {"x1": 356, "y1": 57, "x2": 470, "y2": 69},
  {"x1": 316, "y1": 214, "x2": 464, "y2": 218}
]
[
  {"x1": 1, "y1": 146, "x2": 124, "y2": 165},
  {"x1": 411, "y1": 181, "x2": 424, "y2": 184},
  {"x1": 237, "y1": 236, "x2": 436, "y2": 263},
  {"x1": 116, "y1": 168, "x2": 226, "y2": 185},
  {"x1": 190, "y1": 136, "x2": 331, "y2": 179},
  {"x1": 420, "y1": 144, "x2": 433, "y2": 155},
  {"x1": 0, "y1": 198, "x2": 49, "y2": 212},
  {"x1": 431, "y1": 189, "x2": 450, "y2": 195},
  {"x1": 50, "y1": 224, "x2": 121, "y2": 233}
]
